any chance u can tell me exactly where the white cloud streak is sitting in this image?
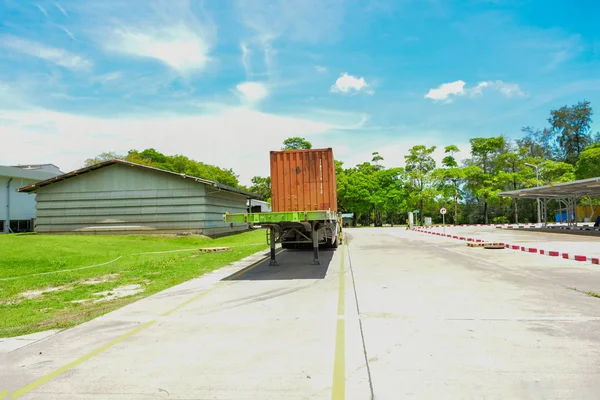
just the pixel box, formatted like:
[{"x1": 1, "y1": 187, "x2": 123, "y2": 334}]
[
  {"x1": 54, "y1": 2, "x2": 68, "y2": 17},
  {"x1": 240, "y1": 42, "x2": 251, "y2": 75},
  {"x1": 106, "y1": 24, "x2": 212, "y2": 74},
  {"x1": 36, "y1": 4, "x2": 48, "y2": 17},
  {"x1": 330, "y1": 72, "x2": 372, "y2": 94},
  {"x1": 236, "y1": 0, "x2": 344, "y2": 78},
  {"x1": 61, "y1": 27, "x2": 76, "y2": 41},
  {"x1": 425, "y1": 80, "x2": 526, "y2": 102},
  {"x1": 1, "y1": 35, "x2": 92, "y2": 71},
  {"x1": 315, "y1": 65, "x2": 328, "y2": 73}
]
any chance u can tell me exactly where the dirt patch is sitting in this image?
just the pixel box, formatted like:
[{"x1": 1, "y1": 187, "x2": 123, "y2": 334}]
[
  {"x1": 20, "y1": 285, "x2": 70, "y2": 300},
  {"x1": 79, "y1": 274, "x2": 119, "y2": 285},
  {"x1": 92, "y1": 284, "x2": 144, "y2": 303}
]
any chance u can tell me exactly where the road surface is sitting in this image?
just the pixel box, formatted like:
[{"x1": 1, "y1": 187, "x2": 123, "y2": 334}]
[{"x1": 2, "y1": 228, "x2": 600, "y2": 399}]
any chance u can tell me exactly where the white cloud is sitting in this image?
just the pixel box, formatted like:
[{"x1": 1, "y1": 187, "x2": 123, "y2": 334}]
[
  {"x1": 237, "y1": 0, "x2": 344, "y2": 44},
  {"x1": 92, "y1": 72, "x2": 123, "y2": 85},
  {"x1": 492, "y1": 81, "x2": 526, "y2": 97},
  {"x1": 36, "y1": 4, "x2": 48, "y2": 17},
  {"x1": 240, "y1": 42, "x2": 251, "y2": 75},
  {"x1": 315, "y1": 65, "x2": 328, "y2": 73},
  {"x1": 0, "y1": 106, "x2": 355, "y2": 185},
  {"x1": 235, "y1": 82, "x2": 269, "y2": 104},
  {"x1": 0, "y1": 36, "x2": 92, "y2": 71},
  {"x1": 330, "y1": 72, "x2": 372, "y2": 94},
  {"x1": 106, "y1": 25, "x2": 211, "y2": 74},
  {"x1": 54, "y1": 2, "x2": 68, "y2": 17},
  {"x1": 425, "y1": 80, "x2": 526, "y2": 103},
  {"x1": 236, "y1": 0, "x2": 344, "y2": 77},
  {"x1": 424, "y1": 80, "x2": 467, "y2": 102},
  {"x1": 61, "y1": 27, "x2": 76, "y2": 41}
]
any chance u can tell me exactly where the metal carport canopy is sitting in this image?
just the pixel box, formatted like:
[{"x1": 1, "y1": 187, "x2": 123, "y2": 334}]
[{"x1": 498, "y1": 177, "x2": 600, "y2": 199}]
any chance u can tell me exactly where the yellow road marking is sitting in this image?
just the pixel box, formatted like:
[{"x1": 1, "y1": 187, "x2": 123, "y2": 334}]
[
  {"x1": 331, "y1": 245, "x2": 346, "y2": 399},
  {"x1": 11, "y1": 321, "x2": 156, "y2": 399},
  {"x1": 6, "y1": 250, "x2": 283, "y2": 398}
]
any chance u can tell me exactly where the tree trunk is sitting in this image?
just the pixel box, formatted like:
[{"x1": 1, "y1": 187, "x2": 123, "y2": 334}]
[
  {"x1": 484, "y1": 200, "x2": 489, "y2": 224},
  {"x1": 514, "y1": 198, "x2": 519, "y2": 224},
  {"x1": 454, "y1": 184, "x2": 458, "y2": 225}
]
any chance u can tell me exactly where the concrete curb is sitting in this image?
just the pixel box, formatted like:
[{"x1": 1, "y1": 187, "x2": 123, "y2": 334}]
[{"x1": 412, "y1": 228, "x2": 599, "y2": 265}]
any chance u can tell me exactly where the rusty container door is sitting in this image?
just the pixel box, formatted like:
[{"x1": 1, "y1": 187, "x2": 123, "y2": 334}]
[{"x1": 270, "y1": 148, "x2": 337, "y2": 212}]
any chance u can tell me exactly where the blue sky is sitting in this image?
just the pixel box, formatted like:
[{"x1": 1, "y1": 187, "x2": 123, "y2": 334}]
[{"x1": 1, "y1": 0, "x2": 599, "y2": 185}]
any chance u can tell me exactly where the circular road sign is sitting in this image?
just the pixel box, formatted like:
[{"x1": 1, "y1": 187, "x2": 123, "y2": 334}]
[{"x1": 440, "y1": 207, "x2": 447, "y2": 215}]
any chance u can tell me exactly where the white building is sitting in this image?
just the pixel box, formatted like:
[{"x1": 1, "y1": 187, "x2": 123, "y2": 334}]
[
  {"x1": 248, "y1": 199, "x2": 271, "y2": 213},
  {"x1": 1, "y1": 164, "x2": 62, "y2": 233}
]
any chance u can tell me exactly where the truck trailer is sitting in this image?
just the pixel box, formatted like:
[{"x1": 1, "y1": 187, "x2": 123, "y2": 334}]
[{"x1": 224, "y1": 148, "x2": 342, "y2": 266}]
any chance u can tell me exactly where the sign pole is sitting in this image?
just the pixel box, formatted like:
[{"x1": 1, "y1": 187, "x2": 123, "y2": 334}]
[{"x1": 440, "y1": 207, "x2": 447, "y2": 235}]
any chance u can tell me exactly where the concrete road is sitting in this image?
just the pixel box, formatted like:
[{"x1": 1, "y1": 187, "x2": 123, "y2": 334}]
[{"x1": 2, "y1": 228, "x2": 600, "y2": 399}]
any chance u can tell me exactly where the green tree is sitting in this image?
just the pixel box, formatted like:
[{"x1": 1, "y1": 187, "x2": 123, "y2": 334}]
[
  {"x1": 548, "y1": 100, "x2": 594, "y2": 165},
  {"x1": 249, "y1": 176, "x2": 271, "y2": 201},
  {"x1": 84, "y1": 152, "x2": 126, "y2": 167},
  {"x1": 496, "y1": 144, "x2": 534, "y2": 223},
  {"x1": 517, "y1": 127, "x2": 554, "y2": 160},
  {"x1": 343, "y1": 163, "x2": 379, "y2": 225},
  {"x1": 405, "y1": 145, "x2": 437, "y2": 225},
  {"x1": 282, "y1": 137, "x2": 313, "y2": 150},
  {"x1": 538, "y1": 160, "x2": 576, "y2": 184},
  {"x1": 434, "y1": 145, "x2": 463, "y2": 224},
  {"x1": 464, "y1": 137, "x2": 506, "y2": 224},
  {"x1": 371, "y1": 151, "x2": 384, "y2": 170},
  {"x1": 124, "y1": 148, "x2": 241, "y2": 188},
  {"x1": 575, "y1": 143, "x2": 600, "y2": 179}
]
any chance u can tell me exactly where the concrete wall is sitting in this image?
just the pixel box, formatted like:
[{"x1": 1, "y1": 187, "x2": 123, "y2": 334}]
[{"x1": 33, "y1": 164, "x2": 249, "y2": 235}]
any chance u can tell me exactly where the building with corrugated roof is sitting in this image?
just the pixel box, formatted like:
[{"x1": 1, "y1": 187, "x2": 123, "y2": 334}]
[{"x1": 18, "y1": 160, "x2": 258, "y2": 236}]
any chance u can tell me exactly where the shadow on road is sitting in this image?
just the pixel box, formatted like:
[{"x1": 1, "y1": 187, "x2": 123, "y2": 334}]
[{"x1": 223, "y1": 248, "x2": 336, "y2": 281}]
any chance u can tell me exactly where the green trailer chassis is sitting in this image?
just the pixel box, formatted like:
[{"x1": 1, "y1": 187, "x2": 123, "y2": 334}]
[{"x1": 223, "y1": 210, "x2": 341, "y2": 266}]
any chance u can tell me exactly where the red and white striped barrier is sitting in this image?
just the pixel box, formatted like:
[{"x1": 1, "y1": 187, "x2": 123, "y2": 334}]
[
  {"x1": 419, "y1": 222, "x2": 570, "y2": 229},
  {"x1": 412, "y1": 228, "x2": 599, "y2": 265}
]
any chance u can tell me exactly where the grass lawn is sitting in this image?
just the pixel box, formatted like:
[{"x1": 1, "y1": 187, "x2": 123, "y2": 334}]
[{"x1": 0, "y1": 230, "x2": 268, "y2": 338}]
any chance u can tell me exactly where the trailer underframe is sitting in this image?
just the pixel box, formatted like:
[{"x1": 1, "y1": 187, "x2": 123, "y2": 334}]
[{"x1": 223, "y1": 210, "x2": 341, "y2": 265}]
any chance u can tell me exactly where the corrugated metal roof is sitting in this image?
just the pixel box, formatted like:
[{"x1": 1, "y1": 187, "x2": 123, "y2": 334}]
[
  {"x1": 17, "y1": 160, "x2": 261, "y2": 198},
  {"x1": 0, "y1": 165, "x2": 60, "y2": 181},
  {"x1": 498, "y1": 177, "x2": 600, "y2": 199}
]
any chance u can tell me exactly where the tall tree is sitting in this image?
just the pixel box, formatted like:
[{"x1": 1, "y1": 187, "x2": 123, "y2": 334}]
[
  {"x1": 371, "y1": 152, "x2": 384, "y2": 169},
  {"x1": 439, "y1": 145, "x2": 462, "y2": 224},
  {"x1": 496, "y1": 144, "x2": 534, "y2": 223},
  {"x1": 282, "y1": 137, "x2": 313, "y2": 150},
  {"x1": 517, "y1": 127, "x2": 554, "y2": 160},
  {"x1": 548, "y1": 100, "x2": 594, "y2": 165},
  {"x1": 405, "y1": 145, "x2": 437, "y2": 225},
  {"x1": 465, "y1": 137, "x2": 506, "y2": 224}
]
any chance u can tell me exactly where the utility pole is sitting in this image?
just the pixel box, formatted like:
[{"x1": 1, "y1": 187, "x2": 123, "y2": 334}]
[{"x1": 525, "y1": 163, "x2": 541, "y2": 224}]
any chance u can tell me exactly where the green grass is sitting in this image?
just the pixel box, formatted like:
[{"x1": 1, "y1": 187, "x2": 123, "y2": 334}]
[{"x1": 0, "y1": 230, "x2": 268, "y2": 337}]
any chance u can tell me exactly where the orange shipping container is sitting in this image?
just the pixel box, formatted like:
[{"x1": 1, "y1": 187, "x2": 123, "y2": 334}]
[{"x1": 270, "y1": 148, "x2": 338, "y2": 212}]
